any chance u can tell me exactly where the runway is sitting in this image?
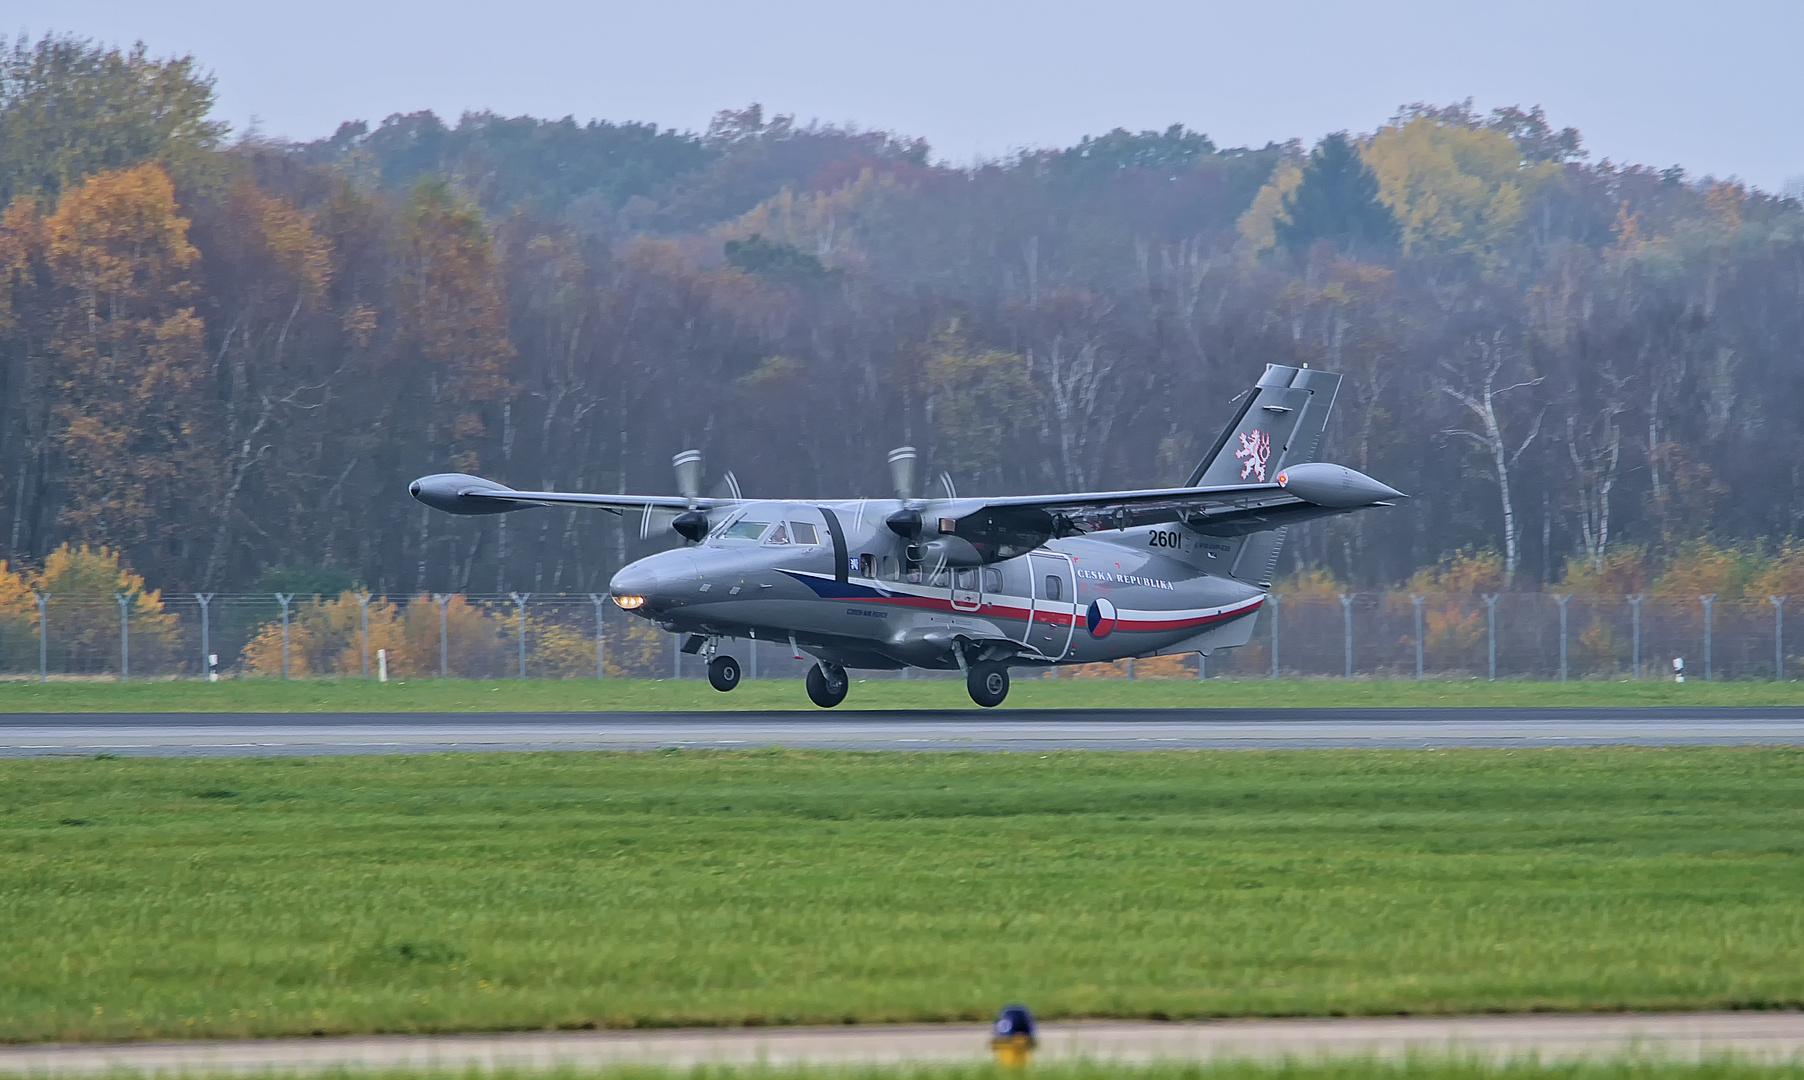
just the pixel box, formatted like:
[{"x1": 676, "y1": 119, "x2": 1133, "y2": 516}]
[
  {"x1": 4, "y1": 1013, "x2": 1804, "y2": 1073},
  {"x1": 4, "y1": 706, "x2": 1804, "y2": 756}
]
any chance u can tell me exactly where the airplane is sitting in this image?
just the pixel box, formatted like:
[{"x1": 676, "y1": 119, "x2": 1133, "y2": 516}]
[{"x1": 410, "y1": 364, "x2": 1405, "y2": 708}]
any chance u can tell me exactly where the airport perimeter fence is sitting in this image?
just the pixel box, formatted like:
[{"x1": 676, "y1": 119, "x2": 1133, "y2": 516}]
[{"x1": 0, "y1": 591, "x2": 1794, "y2": 682}]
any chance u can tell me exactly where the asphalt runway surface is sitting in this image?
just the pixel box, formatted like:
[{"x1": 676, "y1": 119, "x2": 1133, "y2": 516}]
[
  {"x1": 4, "y1": 706, "x2": 1804, "y2": 756},
  {"x1": 5, "y1": 1014, "x2": 1804, "y2": 1073}
]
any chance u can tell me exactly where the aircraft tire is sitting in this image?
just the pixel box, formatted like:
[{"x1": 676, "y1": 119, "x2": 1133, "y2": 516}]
[
  {"x1": 967, "y1": 662, "x2": 1010, "y2": 708},
  {"x1": 805, "y1": 662, "x2": 849, "y2": 708},
  {"x1": 708, "y1": 654, "x2": 741, "y2": 692}
]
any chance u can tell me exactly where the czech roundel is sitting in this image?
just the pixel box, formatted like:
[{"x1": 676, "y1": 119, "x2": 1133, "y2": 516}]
[{"x1": 1086, "y1": 598, "x2": 1117, "y2": 638}]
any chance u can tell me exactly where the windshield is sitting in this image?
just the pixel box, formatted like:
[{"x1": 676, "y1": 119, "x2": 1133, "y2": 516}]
[{"x1": 719, "y1": 520, "x2": 770, "y2": 541}]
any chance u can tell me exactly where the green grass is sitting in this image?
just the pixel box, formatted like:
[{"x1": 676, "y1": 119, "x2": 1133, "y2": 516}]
[
  {"x1": 4, "y1": 748, "x2": 1804, "y2": 1043},
  {"x1": 4, "y1": 677, "x2": 1804, "y2": 712}
]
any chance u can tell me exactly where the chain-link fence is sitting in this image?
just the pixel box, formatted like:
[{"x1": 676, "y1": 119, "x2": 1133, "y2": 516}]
[{"x1": 0, "y1": 592, "x2": 1793, "y2": 681}]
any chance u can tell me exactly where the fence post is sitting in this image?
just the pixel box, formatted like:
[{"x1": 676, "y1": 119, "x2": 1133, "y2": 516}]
[
  {"x1": 433, "y1": 594, "x2": 451, "y2": 677},
  {"x1": 357, "y1": 591, "x2": 373, "y2": 678},
  {"x1": 588, "y1": 594, "x2": 607, "y2": 679},
  {"x1": 673, "y1": 633, "x2": 681, "y2": 679},
  {"x1": 195, "y1": 593, "x2": 214, "y2": 679},
  {"x1": 1197, "y1": 651, "x2": 1206, "y2": 681},
  {"x1": 1700, "y1": 594, "x2": 1715, "y2": 682},
  {"x1": 1483, "y1": 594, "x2": 1499, "y2": 681},
  {"x1": 1555, "y1": 594, "x2": 1570, "y2": 682},
  {"x1": 510, "y1": 592, "x2": 531, "y2": 679},
  {"x1": 34, "y1": 591, "x2": 48, "y2": 682},
  {"x1": 1269, "y1": 593, "x2": 1281, "y2": 679},
  {"x1": 1340, "y1": 593, "x2": 1354, "y2": 679},
  {"x1": 1629, "y1": 595, "x2": 1643, "y2": 678},
  {"x1": 276, "y1": 594, "x2": 294, "y2": 679},
  {"x1": 748, "y1": 634, "x2": 758, "y2": 681},
  {"x1": 1774, "y1": 595, "x2": 1789, "y2": 681},
  {"x1": 115, "y1": 593, "x2": 131, "y2": 682},
  {"x1": 1412, "y1": 594, "x2": 1424, "y2": 681}
]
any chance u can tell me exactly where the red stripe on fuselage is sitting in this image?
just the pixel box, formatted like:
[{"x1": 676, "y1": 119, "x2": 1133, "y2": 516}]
[{"x1": 834, "y1": 584, "x2": 1263, "y2": 634}]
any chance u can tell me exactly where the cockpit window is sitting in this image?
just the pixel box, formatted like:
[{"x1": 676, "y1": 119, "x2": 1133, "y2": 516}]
[
  {"x1": 720, "y1": 520, "x2": 771, "y2": 541},
  {"x1": 765, "y1": 523, "x2": 790, "y2": 545},
  {"x1": 789, "y1": 521, "x2": 820, "y2": 545}
]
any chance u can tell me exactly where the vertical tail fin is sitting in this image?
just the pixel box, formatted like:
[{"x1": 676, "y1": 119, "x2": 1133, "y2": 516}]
[
  {"x1": 1188, "y1": 365, "x2": 1341, "y2": 586},
  {"x1": 1189, "y1": 364, "x2": 1342, "y2": 487}
]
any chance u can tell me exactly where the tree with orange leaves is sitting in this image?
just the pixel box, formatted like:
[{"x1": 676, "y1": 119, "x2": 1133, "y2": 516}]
[{"x1": 42, "y1": 163, "x2": 207, "y2": 555}]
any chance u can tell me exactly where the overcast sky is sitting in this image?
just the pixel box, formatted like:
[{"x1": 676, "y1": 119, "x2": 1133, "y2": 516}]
[{"x1": 11, "y1": 0, "x2": 1804, "y2": 193}]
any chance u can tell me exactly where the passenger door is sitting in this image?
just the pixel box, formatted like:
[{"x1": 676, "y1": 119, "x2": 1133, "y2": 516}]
[{"x1": 1026, "y1": 552, "x2": 1077, "y2": 659}]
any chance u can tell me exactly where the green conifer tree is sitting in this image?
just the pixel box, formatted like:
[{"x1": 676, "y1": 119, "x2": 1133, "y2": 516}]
[{"x1": 1275, "y1": 132, "x2": 1398, "y2": 259}]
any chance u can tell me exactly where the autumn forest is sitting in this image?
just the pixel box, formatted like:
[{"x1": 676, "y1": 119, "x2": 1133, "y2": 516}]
[{"x1": 2, "y1": 33, "x2": 1802, "y2": 604}]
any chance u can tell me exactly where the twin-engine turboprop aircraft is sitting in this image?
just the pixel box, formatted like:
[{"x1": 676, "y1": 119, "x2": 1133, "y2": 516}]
[{"x1": 411, "y1": 364, "x2": 1405, "y2": 707}]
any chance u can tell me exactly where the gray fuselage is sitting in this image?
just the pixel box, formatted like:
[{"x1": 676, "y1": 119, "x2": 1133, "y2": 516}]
[{"x1": 609, "y1": 499, "x2": 1265, "y2": 671}]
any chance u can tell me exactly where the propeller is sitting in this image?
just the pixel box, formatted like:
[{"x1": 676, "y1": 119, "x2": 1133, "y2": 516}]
[
  {"x1": 639, "y1": 450, "x2": 742, "y2": 543},
  {"x1": 887, "y1": 446, "x2": 917, "y2": 503},
  {"x1": 673, "y1": 449, "x2": 703, "y2": 508}
]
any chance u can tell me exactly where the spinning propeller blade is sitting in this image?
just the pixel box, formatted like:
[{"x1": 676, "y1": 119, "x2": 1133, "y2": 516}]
[
  {"x1": 887, "y1": 446, "x2": 917, "y2": 503},
  {"x1": 640, "y1": 450, "x2": 741, "y2": 543}
]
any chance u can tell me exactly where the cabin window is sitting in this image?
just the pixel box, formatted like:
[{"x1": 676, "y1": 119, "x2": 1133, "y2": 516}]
[
  {"x1": 764, "y1": 523, "x2": 790, "y2": 545},
  {"x1": 983, "y1": 568, "x2": 1003, "y2": 592},
  {"x1": 859, "y1": 553, "x2": 876, "y2": 578},
  {"x1": 1044, "y1": 575, "x2": 1062, "y2": 601},
  {"x1": 790, "y1": 521, "x2": 820, "y2": 545},
  {"x1": 880, "y1": 555, "x2": 899, "y2": 580},
  {"x1": 955, "y1": 568, "x2": 978, "y2": 591},
  {"x1": 929, "y1": 566, "x2": 951, "y2": 588},
  {"x1": 720, "y1": 520, "x2": 770, "y2": 541}
]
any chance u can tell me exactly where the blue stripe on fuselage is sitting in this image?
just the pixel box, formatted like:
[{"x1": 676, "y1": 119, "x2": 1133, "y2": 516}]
[{"x1": 779, "y1": 569, "x2": 892, "y2": 600}]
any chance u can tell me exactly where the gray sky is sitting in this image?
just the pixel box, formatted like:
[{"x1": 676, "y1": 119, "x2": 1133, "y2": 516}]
[{"x1": 11, "y1": 0, "x2": 1804, "y2": 193}]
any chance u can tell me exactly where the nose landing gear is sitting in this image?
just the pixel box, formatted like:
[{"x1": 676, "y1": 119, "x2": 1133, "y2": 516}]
[
  {"x1": 806, "y1": 661, "x2": 849, "y2": 708},
  {"x1": 707, "y1": 654, "x2": 741, "y2": 692}
]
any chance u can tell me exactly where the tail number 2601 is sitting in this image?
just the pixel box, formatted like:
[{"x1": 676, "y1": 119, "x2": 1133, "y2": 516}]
[{"x1": 1147, "y1": 530, "x2": 1183, "y2": 549}]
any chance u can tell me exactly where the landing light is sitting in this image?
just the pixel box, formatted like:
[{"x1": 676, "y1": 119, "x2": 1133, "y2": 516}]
[{"x1": 613, "y1": 595, "x2": 646, "y2": 610}]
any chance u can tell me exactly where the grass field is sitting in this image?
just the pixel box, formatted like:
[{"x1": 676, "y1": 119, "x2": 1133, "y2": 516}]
[
  {"x1": 5, "y1": 748, "x2": 1804, "y2": 1043},
  {"x1": 4, "y1": 678, "x2": 1804, "y2": 712}
]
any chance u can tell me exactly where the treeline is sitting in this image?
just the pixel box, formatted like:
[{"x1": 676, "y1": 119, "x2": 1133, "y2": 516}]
[{"x1": 1, "y1": 33, "x2": 1800, "y2": 595}]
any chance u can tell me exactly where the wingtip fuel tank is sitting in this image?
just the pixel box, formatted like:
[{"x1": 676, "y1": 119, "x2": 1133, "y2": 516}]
[
  {"x1": 408, "y1": 473, "x2": 526, "y2": 515},
  {"x1": 1275, "y1": 462, "x2": 1407, "y2": 508}
]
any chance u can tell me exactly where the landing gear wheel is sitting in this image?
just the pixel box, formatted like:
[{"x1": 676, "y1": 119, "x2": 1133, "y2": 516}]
[
  {"x1": 805, "y1": 662, "x2": 849, "y2": 708},
  {"x1": 967, "y1": 662, "x2": 1010, "y2": 708},
  {"x1": 708, "y1": 654, "x2": 741, "y2": 692}
]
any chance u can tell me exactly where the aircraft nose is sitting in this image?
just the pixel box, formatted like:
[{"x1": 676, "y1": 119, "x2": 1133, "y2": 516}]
[
  {"x1": 609, "y1": 562, "x2": 660, "y2": 604},
  {"x1": 610, "y1": 551, "x2": 702, "y2": 614}
]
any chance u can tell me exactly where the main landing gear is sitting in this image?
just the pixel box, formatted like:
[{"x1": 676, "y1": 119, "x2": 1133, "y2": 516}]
[
  {"x1": 707, "y1": 654, "x2": 741, "y2": 692},
  {"x1": 966, "y1": 661, "x2": 1010, "y2": 708},
  {"x1": 806, "y1": 661, "x2": 849, "y2": 708}
]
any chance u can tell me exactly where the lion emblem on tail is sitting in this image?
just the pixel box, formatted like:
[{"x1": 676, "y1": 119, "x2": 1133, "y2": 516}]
[{"x1": 1235, "y1": 430, "x2": 1271, "y2": 482}]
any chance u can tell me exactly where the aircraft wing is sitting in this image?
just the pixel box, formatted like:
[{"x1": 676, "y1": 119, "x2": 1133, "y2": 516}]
[
  {"x1": 409, "y1": 473, "x2": 719, "y2": 516},
  {"x1": 954, "y1": 463, "x2": 1405, "y2": 536}
]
